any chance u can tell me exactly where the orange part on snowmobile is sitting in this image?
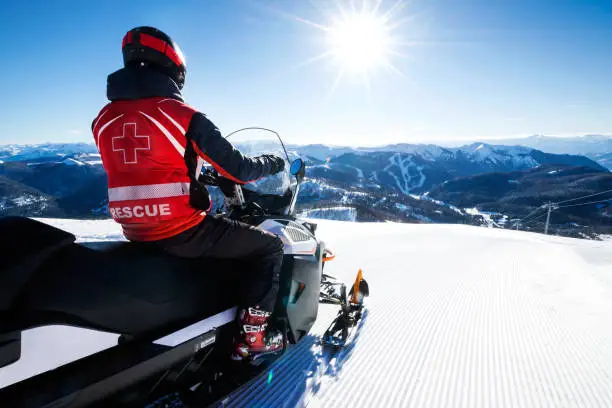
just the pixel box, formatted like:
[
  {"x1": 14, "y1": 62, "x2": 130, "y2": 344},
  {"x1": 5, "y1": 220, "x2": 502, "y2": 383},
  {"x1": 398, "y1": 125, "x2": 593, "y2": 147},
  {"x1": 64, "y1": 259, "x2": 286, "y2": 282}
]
[
  {"x1": 351, "y1": 269, "x2": 364, "y2": 304},
  {"x1": 323, "y1": 248, "x2": 336, "y2": 262}
]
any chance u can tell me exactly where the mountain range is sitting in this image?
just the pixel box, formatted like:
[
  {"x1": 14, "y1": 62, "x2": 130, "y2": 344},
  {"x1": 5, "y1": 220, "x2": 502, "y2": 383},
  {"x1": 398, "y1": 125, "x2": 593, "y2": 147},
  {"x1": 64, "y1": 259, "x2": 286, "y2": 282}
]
[
  {"x1": 478, "y1": 134, "x2": 612, "y2": 170},
  {"x1": 0, "y1": 138, "x2": 610, "y2": 238}
]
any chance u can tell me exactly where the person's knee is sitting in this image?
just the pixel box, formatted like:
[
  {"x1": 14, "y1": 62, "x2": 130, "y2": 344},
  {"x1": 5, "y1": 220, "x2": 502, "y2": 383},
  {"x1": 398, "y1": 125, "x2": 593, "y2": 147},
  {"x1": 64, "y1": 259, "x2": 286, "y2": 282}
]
[
  {"x1": 266, "y1": 235, "x2": 284, "y2": 280},
  {"x1": 272, "y1": 234, "x2": 284, "y2": 251},
  {"x1": 263, "y1": 232, "x2": 284, "y2": 257}
]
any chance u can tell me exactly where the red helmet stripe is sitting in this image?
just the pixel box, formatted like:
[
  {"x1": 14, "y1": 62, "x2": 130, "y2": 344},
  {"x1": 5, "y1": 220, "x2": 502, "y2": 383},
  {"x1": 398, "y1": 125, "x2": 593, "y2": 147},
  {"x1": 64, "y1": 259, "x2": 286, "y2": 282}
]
[
  {"x1": 139, "y1": 32, "x2": 167, "y2": 54},
  {"x1": 164, "y1": 45, "x2": 184, "y2": 67},
  {"x1": 122, "y1": 31, "x2": 133, "y2": 48},
  {"x1": 125, "y1": 30, "x2": 184, "y2": 68}
]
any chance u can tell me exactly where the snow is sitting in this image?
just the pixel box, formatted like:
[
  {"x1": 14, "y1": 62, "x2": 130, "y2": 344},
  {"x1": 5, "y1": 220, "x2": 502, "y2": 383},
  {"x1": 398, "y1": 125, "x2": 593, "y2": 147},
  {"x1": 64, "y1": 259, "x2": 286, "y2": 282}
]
[
  {"x1": 0, "y1": 143, "x2": 98, "y2": 162},
  {"x1": 288, "y1": 145, "x2": 359, "y2": 161},
  {"x1": 350, "y1": 165, "x2": 364, "y2": 179},
  {"x1": 458, "y1": 143, "x2": 539, "y2": 168},
  {"x1": 300, "y1": 179, "x2": 369, "y2": 203},
  {"x1": 465, "y1": 207, "x2": 506, "y2": 228},
  {"x1": 299, "y1": 207, "x2": 357, "y2": 222},
  {"x1": 411, "y1": 145, "x2": 452, "y2": 161},
  {"x1": 225, "y1": 222, "x2": 612, "y2": 407},
  {"x1": 409, "y1": 193, "x2": 464, "y2": 215},
  {"x1": 3, "y1": 219, "x2": 612, "y2": 408},
  {"x1": 12, "y1": 196, "x2": 46, "y2": 207},
  {"x1": 61, "y1": 158, "x2": 85, "y2": 166},
  {"x1": 395, "y1": 202, "x2": 411, "y2": 212},
  {"x1": 31, "y1": 218, "x2": 125, "y2": 242},
  {"x1": 372, "y1": 196, "x2": 386, "y2": 207},
  {"x1": 78, "y1": 153, "x2": 102, "y2": 165},
  {"x1": 384, "y1": 153, "x2": 427, "y2": 194},
  {"x1": 394, "y1": 203, "x2": 433, "y2": 223}
]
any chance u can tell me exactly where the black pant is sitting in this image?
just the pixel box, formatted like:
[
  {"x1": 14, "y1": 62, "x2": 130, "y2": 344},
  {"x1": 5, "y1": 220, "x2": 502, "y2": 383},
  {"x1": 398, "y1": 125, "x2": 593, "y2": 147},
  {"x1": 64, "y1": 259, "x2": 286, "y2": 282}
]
[{"x1": 156, "y1": 215, "x2": 283, "y2": 311}]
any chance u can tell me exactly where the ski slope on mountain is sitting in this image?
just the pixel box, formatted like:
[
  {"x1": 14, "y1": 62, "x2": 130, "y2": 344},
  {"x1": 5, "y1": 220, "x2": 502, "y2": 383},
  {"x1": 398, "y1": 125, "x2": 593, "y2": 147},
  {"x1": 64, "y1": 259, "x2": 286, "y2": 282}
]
[{"x1": 2, "y1": 219, "x2": 612, "y2": 407}]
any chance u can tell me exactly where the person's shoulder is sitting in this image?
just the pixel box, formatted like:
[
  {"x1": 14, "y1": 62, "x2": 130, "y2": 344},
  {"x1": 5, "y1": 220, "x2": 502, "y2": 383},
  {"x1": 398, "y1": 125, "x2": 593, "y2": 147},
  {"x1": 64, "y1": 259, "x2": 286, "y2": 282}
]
[
  {"x1": 156, "y1": 98, "x2": 200, "y2": 114},
  {"x1": 94, "y1": 102, "x2": 112, "y2": 117},
  {"x1": 155, "y1": 98, "x2": 203, "y2": 128}
]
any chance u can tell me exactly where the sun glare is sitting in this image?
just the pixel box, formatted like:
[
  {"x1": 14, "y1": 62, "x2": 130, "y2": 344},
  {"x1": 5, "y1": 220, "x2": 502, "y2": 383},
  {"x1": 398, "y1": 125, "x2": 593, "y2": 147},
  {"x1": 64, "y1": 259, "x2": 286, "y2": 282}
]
[
  {"x1": 291, "y1": 0, "x2": 409, "y2": 95},
  {"x1": 327, "y1": 13, "x2": 391, "y2": 73}
]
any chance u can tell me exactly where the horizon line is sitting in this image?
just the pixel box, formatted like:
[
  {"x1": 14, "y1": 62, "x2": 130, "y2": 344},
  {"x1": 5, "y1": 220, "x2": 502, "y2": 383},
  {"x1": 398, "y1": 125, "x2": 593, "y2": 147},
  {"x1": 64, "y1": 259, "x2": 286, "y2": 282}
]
[{"x1": 1, "y1": 132, "x2": 610, "y2": 149}]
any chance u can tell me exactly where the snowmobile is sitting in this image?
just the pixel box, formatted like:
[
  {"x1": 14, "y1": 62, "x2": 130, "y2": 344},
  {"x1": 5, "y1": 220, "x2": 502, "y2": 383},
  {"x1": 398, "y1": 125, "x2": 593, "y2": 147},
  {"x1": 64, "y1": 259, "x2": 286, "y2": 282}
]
[{"x1": 0, "y1": 128, "x2": 368, "y2": 407}]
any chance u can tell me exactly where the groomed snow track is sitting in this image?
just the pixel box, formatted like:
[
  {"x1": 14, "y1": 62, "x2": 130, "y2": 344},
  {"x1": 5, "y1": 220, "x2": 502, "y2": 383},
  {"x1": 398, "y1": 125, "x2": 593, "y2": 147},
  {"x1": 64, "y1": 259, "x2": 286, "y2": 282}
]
[
  {"x1": 4, "y1": 219, "x2": 612, "y2": 408},
  {"x1": 218, "y1": 221, "x2": 612, "y2": 408}
]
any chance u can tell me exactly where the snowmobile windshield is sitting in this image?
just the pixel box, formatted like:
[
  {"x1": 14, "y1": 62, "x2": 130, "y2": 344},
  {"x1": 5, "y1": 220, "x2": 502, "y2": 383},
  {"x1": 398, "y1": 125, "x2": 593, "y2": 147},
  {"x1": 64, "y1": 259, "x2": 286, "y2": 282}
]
[{"x1": 225, "y1": 128, "x2": 295, "y2": 197}]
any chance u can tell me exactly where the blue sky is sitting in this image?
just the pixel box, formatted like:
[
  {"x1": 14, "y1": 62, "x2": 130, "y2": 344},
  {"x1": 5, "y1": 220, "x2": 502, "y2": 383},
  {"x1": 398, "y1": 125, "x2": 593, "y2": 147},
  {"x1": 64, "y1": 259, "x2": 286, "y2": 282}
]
[{"x1": 1, "y1": 0, "x2": 612, "y2": 146}]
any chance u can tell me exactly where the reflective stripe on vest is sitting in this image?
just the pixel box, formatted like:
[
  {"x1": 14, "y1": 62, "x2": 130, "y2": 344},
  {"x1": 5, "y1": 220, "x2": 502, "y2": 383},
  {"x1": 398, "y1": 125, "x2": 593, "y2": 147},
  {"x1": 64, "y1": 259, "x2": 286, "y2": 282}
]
[{"x1": 108, "y1": 182, "x2": 190, "y2": 202}]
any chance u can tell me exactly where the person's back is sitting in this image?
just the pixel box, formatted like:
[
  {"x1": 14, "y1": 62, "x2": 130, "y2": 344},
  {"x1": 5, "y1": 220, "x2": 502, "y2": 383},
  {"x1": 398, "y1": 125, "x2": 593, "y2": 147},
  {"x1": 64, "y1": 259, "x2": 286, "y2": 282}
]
[
  {"x1": 93, "y1": 26, "x2": 287, "y2": 361},
  {"x1": 94, "y1": 81, "x2": 204, "y2": 241}
]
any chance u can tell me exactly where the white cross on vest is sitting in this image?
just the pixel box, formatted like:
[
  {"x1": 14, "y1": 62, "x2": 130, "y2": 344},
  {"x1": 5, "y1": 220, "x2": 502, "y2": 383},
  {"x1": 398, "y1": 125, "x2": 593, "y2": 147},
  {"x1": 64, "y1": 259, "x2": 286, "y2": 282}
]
[{"x1": 112, "y1": 123, "x2": 151, "y2": 164}]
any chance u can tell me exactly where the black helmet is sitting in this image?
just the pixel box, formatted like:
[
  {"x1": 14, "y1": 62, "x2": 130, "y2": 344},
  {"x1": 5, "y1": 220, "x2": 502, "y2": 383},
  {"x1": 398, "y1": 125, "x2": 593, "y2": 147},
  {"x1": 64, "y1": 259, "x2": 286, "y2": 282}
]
[{"x1": 122, "y1": 26, "x2": 187, "y2": 89}]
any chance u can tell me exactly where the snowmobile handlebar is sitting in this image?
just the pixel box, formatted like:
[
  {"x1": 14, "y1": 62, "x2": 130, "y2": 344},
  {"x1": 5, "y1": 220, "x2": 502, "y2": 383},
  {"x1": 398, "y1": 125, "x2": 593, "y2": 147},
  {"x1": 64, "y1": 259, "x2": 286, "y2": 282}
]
[
  {"x1": 198, "y1": 157, "x2": 305, "y2": 217},
  {"x1": 198, "y1": 168, "x2": 235, "y2": 193},
  {"x1": 198, "y1": 168, "x2": 293, "y2": 217}
]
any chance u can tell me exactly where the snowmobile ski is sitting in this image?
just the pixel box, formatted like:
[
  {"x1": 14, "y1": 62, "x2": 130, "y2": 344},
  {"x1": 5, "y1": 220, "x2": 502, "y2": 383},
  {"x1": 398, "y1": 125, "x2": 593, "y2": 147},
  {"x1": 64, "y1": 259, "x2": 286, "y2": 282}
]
[{"x1": 320, "y1": 269, "x2": 369, "y2": 348}]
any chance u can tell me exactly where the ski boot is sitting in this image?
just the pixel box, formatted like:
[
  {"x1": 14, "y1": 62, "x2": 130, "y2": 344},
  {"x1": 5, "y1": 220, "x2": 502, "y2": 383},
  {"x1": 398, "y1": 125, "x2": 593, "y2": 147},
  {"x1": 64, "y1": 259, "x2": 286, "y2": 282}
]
[{"x1": 231, "y1": 307, "x2": 284, "y2": 361}]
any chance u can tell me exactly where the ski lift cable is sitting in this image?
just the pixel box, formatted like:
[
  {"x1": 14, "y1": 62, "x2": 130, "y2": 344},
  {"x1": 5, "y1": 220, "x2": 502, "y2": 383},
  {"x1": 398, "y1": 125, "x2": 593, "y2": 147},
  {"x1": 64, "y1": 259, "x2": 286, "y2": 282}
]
[
  {"x1": 517, "y1": 206, "x2": 546, "y2": 224},
  {"x1": 520, "y1": 212, "x2": 549, "y2": 227},
  {"x1": 515, "y1": 186, "x2": 612, "y2": 224},
  {"x1": 554, "y1": 188, "x2": 612, "y2": 206},
  {"x1": 556, "y1": 198, "x2": 612, "y2": 209}
]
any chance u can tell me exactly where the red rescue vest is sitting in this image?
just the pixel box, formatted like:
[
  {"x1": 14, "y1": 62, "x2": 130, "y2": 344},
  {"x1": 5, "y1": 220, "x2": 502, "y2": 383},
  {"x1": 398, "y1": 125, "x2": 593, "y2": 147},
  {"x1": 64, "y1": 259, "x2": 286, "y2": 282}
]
[{"x1": 92, "y1": 97, "x2": 207, "y2": 241}]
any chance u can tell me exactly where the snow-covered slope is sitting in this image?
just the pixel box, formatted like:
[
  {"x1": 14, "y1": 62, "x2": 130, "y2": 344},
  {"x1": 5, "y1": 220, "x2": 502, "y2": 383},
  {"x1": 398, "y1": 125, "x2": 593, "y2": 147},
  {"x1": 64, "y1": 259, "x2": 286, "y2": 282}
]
[
  {"x1": 298, "y1": 207, "x2": 357, "y2": 222},
  {"x1": 223, "y1": 221, "x2": 612, "y2": 407},
  {"x1": 3, "y1": 219, "x2": 612, "y2": 407}
]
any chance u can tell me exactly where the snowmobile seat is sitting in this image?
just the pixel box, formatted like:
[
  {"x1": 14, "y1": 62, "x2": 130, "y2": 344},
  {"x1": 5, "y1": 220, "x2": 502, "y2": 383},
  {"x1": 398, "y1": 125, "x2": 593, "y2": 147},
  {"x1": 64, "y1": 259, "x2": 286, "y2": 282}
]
[
  {"x1": 0, "y1": 216, "x2": 76, "y2": 309},
  {"x1": 0, "y1": 217, "x2": 239, "y2": 340}
]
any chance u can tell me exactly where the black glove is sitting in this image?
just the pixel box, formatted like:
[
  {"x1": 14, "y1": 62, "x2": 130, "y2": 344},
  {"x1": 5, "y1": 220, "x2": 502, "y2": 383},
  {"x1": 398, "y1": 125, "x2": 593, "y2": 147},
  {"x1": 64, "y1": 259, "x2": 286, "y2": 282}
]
[{"x1": 259, "y1": 154, "x2": 285, "y2": 175}]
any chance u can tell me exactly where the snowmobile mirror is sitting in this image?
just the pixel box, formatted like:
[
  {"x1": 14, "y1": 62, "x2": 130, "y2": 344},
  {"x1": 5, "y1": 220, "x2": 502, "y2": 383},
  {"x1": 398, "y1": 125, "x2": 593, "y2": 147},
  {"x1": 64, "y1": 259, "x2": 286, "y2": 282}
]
[{"x1": 290, "y1": 158, "x2": 306, "y2": 181}]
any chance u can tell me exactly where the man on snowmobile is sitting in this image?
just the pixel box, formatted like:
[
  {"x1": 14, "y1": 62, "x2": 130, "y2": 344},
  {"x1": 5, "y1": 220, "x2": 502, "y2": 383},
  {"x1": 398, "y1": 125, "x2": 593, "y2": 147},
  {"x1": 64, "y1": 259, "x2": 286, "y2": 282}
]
[{"x1": 92, "y1": 26, "x2": 285, "y2": 360}]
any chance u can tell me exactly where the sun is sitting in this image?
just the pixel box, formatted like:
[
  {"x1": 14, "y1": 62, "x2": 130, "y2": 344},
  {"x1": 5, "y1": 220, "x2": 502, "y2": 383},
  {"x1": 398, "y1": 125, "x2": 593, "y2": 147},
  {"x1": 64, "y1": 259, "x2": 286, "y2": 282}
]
[
  {"x1": 327, "y1": 12, "x2": 392, "y2": 74},
  {"x1": 290, "y1": 0, "x2": 409, "y2": 95}
]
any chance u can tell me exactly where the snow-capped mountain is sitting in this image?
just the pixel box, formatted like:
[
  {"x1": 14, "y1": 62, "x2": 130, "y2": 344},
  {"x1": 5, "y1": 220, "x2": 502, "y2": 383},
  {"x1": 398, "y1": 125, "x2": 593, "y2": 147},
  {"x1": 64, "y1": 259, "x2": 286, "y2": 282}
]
[
  {"x1": 476, "y1": 134, "x2": 612, "y2": 170},
  {"x1": 0, "y1": 143, "x2": 98, "y2": 163},
  {"x1": 304, "y1": 143, "x2": 606, "y2": 194},
  {"x1": 590, "y1": 152, "x2": 612, "y2": 170},
  {"x1": 482, "y1": 134, "x2": 612, "y2": 155}
]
